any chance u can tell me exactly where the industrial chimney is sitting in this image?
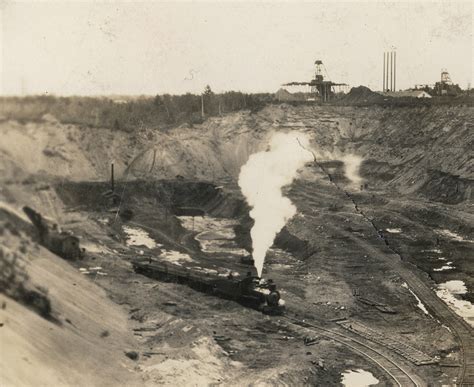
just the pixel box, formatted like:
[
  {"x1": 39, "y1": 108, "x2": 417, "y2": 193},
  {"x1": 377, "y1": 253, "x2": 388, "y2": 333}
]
[
  {"x1": 383, "y1": 53, "x2": 386, "y2": 92},
  {"x1": 383, "y1": 50, "x2": 397, "y2": 92}
]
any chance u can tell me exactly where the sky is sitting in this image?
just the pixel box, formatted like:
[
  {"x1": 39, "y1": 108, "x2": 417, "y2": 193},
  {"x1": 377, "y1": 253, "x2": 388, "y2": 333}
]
[{"x1": 1, "y1": 1, "x2": 472, "y2": 96}]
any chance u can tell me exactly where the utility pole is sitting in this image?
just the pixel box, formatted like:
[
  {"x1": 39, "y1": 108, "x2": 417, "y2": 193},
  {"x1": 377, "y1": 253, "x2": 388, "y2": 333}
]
[
  {"x1": 111, "y1": 163, "x2": 115, "y2": 192},
  {"x1": 201, "y1": 94, "x2": 205, "y2": 118}
]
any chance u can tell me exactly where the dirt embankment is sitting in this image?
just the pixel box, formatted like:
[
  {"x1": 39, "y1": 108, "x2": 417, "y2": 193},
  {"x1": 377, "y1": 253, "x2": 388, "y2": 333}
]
[
  {"x1": 337, "y1": 105, "x2": 473, "y2": 203},
  {"x1": 1, "y1": 103, "x2": 471, "y2": 204},
  {"x1": 0, "y1": 210, "x2": 141, "y2": 386}
]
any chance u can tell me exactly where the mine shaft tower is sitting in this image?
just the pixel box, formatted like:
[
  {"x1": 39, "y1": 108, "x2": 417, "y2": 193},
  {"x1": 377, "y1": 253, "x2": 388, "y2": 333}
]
[{"x1": 283, "y1": 60, "x2": 347, "y2": 102}]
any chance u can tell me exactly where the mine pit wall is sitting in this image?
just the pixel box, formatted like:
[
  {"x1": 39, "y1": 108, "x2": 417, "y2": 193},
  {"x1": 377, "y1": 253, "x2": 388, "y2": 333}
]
[
  {"x1": 3, "y1": 103, "x2": 470, "y2": 273},
  {"x1": 1, "y1": 102, "x2": 471, "y2": 205},
  {"x1": 129, "y1": 104, "x2": 473, "y2": 206},
  {"x1": 56, "y1": 180, "x2": 248, "y2": 219},
  {"x1": 332, "y1": 105, "x2": 473, "y2": 204},
  {"x1": 2, "y1": 104, "x2": 472, "y2": 259},
  {"x1": 55, "y1": 179, "x2": 310, "y2": 260}
]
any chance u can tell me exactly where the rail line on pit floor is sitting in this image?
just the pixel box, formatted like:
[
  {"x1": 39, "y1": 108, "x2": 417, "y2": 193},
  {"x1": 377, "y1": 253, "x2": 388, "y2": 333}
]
[
  {"x1": 128, "y1": 233, "x2": 424, "y2": 386},
  {"x1": 129, "y1": 258, "x2": 420, "y2": 386},
  {"x1": 131, "y1": 259, "x2": 422, "y2": 387},
  {"x1": 125, "y1": 163, "x2": 473, "y2": 383},
  {"x1": 296, "y1": 133, "x2": 474, "y2": 386},
  {"x1": 282, "y1": 316, "x2": 422, "y2": 387},
  {"x1": 128, "y1": 209, "x2": 468, "y2": 385},
  {"x1": 124, "y1": 227, "x2": 421, "y2": 385},
  {"x1": 337, "y1": 227, "x2": 474, "y2": 386}
]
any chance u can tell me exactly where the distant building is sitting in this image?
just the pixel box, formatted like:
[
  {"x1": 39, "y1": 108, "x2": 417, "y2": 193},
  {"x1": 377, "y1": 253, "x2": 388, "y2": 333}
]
[
  {"x1": 379, "y1": 90, "x2": 432, "y2": 98},
  {"x1": 431, "y1": 69, "x2": 461, "y2": 96},
  {"x1": 112, "y1": 99, "x2": 128, "y2": 104}
]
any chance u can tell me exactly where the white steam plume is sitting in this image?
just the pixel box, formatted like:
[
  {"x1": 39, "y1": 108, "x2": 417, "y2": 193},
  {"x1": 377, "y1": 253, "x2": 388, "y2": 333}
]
[
  {"x1": 238, "y1": 132, "x2": 314, "y2": 277},
  {"x1": 341, "y1": 154, "x2": 363, "y2": 186}
]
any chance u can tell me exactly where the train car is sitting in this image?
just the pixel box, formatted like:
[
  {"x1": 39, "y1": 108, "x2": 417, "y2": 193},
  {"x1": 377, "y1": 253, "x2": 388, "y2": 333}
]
[
  {"x1": 132, "y1": 257, "x2": 284, "y2": 315},
  {"x1": 23, "y1": 206, "x2": 83, "y2": 260}
]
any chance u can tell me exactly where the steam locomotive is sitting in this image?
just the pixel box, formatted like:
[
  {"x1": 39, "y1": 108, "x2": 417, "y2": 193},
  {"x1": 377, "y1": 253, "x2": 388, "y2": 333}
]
[{"x1": 132, "y1": 257, "x2": 285, "y2": 315}]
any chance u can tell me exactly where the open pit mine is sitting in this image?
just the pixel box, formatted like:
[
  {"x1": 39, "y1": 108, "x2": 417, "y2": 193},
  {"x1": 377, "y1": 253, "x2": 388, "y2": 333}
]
[{"x1": 0, "y1": 98, "x2": 473, "y2": 386}]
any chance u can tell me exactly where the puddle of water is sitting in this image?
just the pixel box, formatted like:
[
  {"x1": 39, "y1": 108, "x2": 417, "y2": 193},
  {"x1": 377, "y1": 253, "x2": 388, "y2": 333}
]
[
  {"x1": 433, "y1": 262, "x2": 455, "y2": 271},
  {"x1": 217, "y1": 270, "x2": 241, "y2": 278},
  {"x1": 160, "y1": 250, "x2": 193, "y2": 266},
  {"x1": 439, "y1": 280, "x2": 467, "y2": 293},
  {"x1": 193, "y1": 266, "x2": 219, "y2": 275},
  {"x1": 436, "y1": 229, "x2": 472, "y2": 243},
  {"x1": 386, "y1": 228, "x2": 402, "y2": 234},
  {"x1": 178, "y1": 216, "x2": 249, "y2": 257},
  {"x1": 79, "y1": 266, "x2": 108, "y2": 276},
  {"x1": 271, "y1": 263, "x2": 293, "y2": 269},
  {"x1": 97, "y1": 217, "x2": 110, "y2": 225},
  {"x1": 197, "y1": 238, "x2": 249, "y2": 255},
  {"x1": 402, "y1": 283, "x2": 431, "y2": 316},
  {"x1": 436, "y1": 280, "x2": 474, "y2": 328},
  {"x1": 341, "y1": 369, "x2": 379, "y2": 387},
  {"x1": 179, "y1": 216, "x2": 238, "y2": 235},
  {"x1": 123, "y1": 226, "x2": 159, "y2": 249}
]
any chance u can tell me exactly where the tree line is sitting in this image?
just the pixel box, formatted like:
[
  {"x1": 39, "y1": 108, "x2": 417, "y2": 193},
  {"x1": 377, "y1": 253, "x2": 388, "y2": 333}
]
[{"x1": 0, "y1": 86, "x2": 274, "y2": 132}]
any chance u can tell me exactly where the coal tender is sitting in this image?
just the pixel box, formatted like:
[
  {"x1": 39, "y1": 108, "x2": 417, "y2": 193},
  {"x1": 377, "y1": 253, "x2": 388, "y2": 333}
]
[{"x1": 132, "y1": 257, "x2": 285, "y2": 315}]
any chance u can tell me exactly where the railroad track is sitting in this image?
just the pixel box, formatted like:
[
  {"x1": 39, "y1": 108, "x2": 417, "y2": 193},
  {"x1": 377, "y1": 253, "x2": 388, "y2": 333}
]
[
  {"x1": 294, "y1": 144, "x2": 474, "y2": 386},
  {"x1": 396, "y1": 266, "x2": 474, "y2": 386},
  {"x1": 337, "y1": 228, "x2": 474, "y2": 386},
  {"x1": 282, "y1": 316, "x2": 423, "y2": 387}
]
